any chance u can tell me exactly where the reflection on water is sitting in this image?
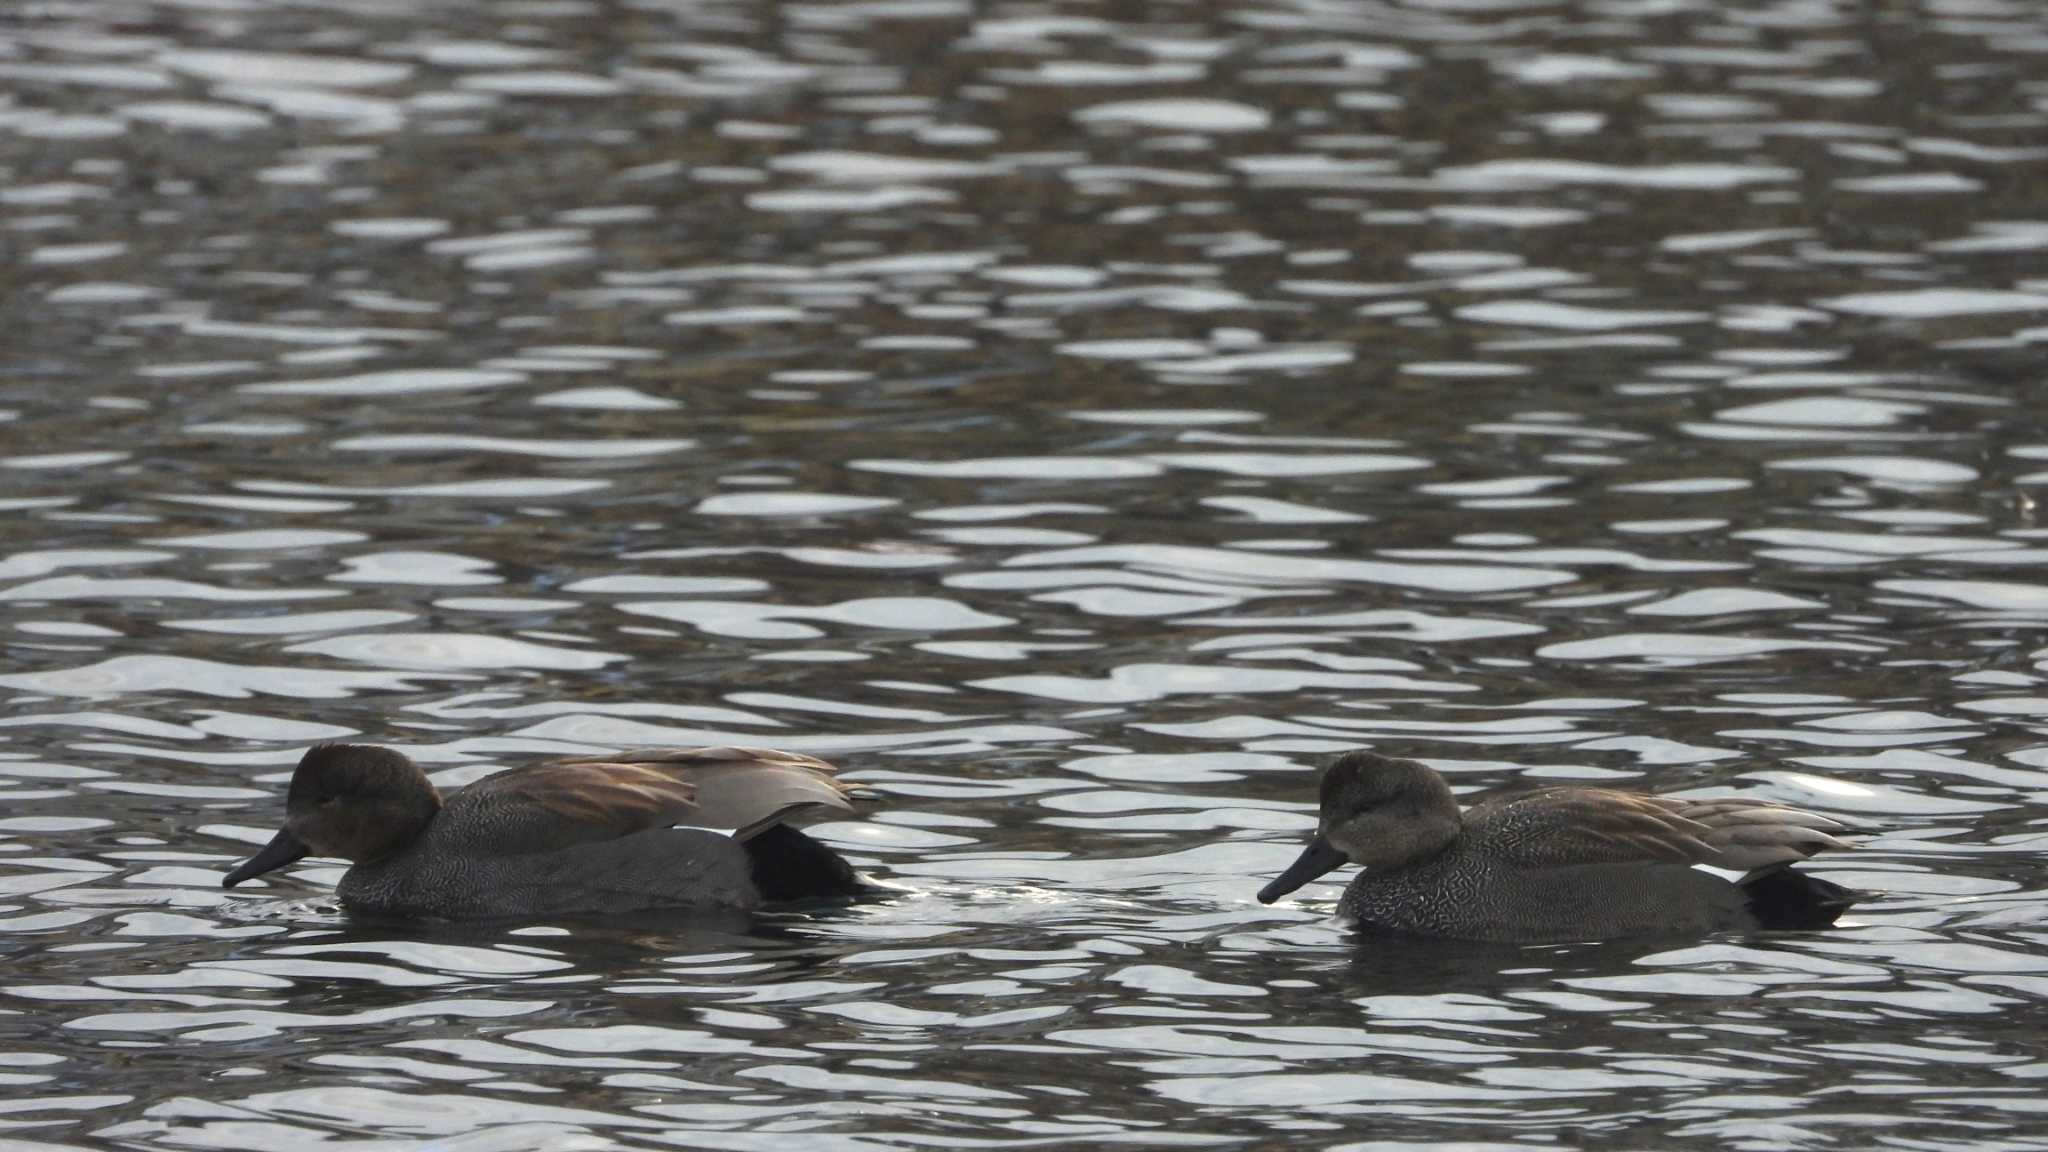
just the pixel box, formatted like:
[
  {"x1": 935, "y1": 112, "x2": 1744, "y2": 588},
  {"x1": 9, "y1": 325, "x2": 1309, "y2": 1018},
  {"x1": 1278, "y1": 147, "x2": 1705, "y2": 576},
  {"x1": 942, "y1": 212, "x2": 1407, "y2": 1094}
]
[{"x1": 4, "y1": 0, "x2": 2048, "y2": 1145}]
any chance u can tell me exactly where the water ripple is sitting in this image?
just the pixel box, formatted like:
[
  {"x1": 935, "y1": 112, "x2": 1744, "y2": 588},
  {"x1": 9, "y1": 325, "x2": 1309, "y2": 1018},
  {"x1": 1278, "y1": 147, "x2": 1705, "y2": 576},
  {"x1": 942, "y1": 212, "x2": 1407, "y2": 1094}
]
[{"x1": 1, "y1": 0, "x2": 2041, "y2": 1145}]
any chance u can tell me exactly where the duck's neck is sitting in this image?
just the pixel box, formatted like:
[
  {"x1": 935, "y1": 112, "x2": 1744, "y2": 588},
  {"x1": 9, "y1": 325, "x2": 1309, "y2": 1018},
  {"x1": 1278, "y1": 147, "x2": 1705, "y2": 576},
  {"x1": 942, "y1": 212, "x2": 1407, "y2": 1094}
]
[
  {"x1": 1348, "y1": 786, "x2": 1463, "y2": 871},
  {"x1": 347, "y1": 789, "x2": 442, "y2": 866}
]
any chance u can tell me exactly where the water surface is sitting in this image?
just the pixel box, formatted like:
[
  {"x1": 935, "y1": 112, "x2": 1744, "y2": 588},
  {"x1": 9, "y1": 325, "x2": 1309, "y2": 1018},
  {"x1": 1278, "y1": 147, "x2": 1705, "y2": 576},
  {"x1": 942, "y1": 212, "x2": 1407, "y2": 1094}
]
[{"x1": 4, "y1": 0, "x2": 2048, "y2": 1147}]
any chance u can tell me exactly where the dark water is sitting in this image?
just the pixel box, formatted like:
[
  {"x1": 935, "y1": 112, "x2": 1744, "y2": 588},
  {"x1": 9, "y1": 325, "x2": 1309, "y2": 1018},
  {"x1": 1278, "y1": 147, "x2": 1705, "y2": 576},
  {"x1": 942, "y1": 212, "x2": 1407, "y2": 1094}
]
[{"x1": 4, "y1": 0, "x2": 2048, "y2": 1146}]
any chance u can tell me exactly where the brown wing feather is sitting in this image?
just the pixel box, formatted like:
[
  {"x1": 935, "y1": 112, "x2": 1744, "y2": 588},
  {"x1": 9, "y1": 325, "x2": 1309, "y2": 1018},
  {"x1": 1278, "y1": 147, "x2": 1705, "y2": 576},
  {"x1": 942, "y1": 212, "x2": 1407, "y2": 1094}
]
[
  {"x1": 1654, "y1": 796, "x2": 1849, "y2": 871},
  {"x1": 452, "y1": 747, "x2": 858, "y2": 850},
  {"x1": 1466, "y1": 786, "x2": 1849, "y2": 873}
]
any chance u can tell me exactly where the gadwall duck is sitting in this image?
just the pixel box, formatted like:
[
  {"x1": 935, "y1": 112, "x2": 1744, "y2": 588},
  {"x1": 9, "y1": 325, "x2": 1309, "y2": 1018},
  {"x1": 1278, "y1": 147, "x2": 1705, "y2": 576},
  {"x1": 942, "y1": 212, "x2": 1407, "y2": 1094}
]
[
  {"x1": 1258, "y1": 751, "x2": 1861, "y2": 942},
  {"x1": 222, "y1": 743, "x2": 866, "y2": 919}
]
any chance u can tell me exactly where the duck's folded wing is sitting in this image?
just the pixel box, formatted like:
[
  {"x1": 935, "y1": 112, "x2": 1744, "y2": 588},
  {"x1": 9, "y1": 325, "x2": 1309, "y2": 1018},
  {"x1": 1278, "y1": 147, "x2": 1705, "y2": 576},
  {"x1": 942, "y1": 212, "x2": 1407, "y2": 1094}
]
[
  {"x1": 1655, "y1": 796, "x2": 1852, "y2": 871},
  {"x1": 1466, "y1": 788, "x2": 1849, "y2": 872},
  {"x1": 455, "y1": 747, "x2": 858, "y2": 850}
]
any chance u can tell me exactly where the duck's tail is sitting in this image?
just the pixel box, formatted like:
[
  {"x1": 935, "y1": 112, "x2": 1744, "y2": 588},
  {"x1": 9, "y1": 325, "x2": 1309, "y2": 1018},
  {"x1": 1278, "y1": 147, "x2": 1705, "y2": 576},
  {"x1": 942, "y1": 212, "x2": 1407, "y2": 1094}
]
[
  {"x1": 1741, "y1": 863, "x2": 1864, "y2": 930},
  {"x1": 744, "y1": 823, "x2": 863, "y2": 903}
]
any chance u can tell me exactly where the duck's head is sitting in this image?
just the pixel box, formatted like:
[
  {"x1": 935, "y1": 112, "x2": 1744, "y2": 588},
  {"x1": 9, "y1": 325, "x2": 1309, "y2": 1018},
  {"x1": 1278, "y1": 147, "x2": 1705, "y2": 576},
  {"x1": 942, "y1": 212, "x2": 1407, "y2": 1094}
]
[
  {"x1": 222, "y1": 744, "x2": 442, "y2": 888},
  {"x1": 1256, "y1": 751, "x2": 1461, "y2": 905}
]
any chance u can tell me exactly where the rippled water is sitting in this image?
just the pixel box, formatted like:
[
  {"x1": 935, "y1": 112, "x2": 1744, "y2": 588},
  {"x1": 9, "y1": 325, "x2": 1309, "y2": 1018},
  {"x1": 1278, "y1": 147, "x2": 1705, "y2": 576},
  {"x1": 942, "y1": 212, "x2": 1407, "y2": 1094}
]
[{"x1": 5, "y1": 0, "x2": 2048, "y2": 1146}]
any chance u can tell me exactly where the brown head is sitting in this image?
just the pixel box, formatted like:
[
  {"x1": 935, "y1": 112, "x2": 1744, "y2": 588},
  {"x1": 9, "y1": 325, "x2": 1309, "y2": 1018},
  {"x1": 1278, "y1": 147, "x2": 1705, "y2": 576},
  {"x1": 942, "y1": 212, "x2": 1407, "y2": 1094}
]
[
  {"x1": 222, "y1": 744, "x2": 443, "y2": 887},
  {"x1": 1256, "y1": 751, "x2": 1463, "y2": 905}
]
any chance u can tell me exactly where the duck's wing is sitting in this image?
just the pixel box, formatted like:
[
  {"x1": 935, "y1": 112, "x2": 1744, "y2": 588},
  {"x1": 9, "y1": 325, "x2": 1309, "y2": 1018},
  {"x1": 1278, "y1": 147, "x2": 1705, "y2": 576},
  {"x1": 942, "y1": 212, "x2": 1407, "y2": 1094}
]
[
  {"x1": 1465, "y1": 787, "x2": 1849, "y2": 872},
  {"x1": 1653, "y1": 795, "x2": 1852, "y2": 871},
  {"x1": 453, "y1": 747, "x2": 859, "y2": 850}
]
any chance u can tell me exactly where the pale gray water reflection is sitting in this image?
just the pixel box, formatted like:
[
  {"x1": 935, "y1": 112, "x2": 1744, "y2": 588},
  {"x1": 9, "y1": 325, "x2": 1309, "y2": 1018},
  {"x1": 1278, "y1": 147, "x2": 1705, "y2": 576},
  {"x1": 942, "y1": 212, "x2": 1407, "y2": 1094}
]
[{"x1": 6, "y1": 0, "x2": 2048, "y2": 1146}]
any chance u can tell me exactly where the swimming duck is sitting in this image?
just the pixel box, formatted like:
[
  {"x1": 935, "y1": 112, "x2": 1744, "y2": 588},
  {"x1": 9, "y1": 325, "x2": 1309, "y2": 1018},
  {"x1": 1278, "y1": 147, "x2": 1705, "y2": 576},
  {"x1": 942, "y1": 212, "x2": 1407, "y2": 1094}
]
[
  {"x1": 222, "y1": 743, "x2": 866, "y2": 919},
  {"x1": 1257, "y1": 751, "x2": 1861, "y2": 942}
]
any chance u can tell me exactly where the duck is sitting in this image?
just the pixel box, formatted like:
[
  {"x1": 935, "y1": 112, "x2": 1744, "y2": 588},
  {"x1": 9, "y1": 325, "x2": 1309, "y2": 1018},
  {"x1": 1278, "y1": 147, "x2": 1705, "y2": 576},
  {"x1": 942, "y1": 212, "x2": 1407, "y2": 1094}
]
[
  {"x1": 1257, "y1": 750, "x2": 1862, "y2": 943},
  {"x1": 221, "y1": 743, "x2": 867, "y2": 919}
]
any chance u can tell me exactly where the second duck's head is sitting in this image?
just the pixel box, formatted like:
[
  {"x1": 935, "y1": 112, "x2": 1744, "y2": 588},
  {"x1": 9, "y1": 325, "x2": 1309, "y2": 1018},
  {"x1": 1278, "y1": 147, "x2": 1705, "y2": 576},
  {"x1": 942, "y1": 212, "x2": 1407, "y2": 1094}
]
[
  {"x1": 222, "y1": 744, "x2": 442, "y2": 888},
  {"x1": 1256, "y1": 751, "x2": 1461, "y2": 905}
]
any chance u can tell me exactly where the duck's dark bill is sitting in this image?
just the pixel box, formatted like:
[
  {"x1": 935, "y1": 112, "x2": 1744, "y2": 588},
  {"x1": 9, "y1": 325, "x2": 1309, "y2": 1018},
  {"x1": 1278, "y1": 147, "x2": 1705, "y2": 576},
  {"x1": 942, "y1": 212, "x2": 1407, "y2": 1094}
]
[
  {"x1": 222, "y1": 828, "x2": 310, "y2": 887},
  {"x1": 1257, "y1": 835, "x2": 1348, "y2": 904}
]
